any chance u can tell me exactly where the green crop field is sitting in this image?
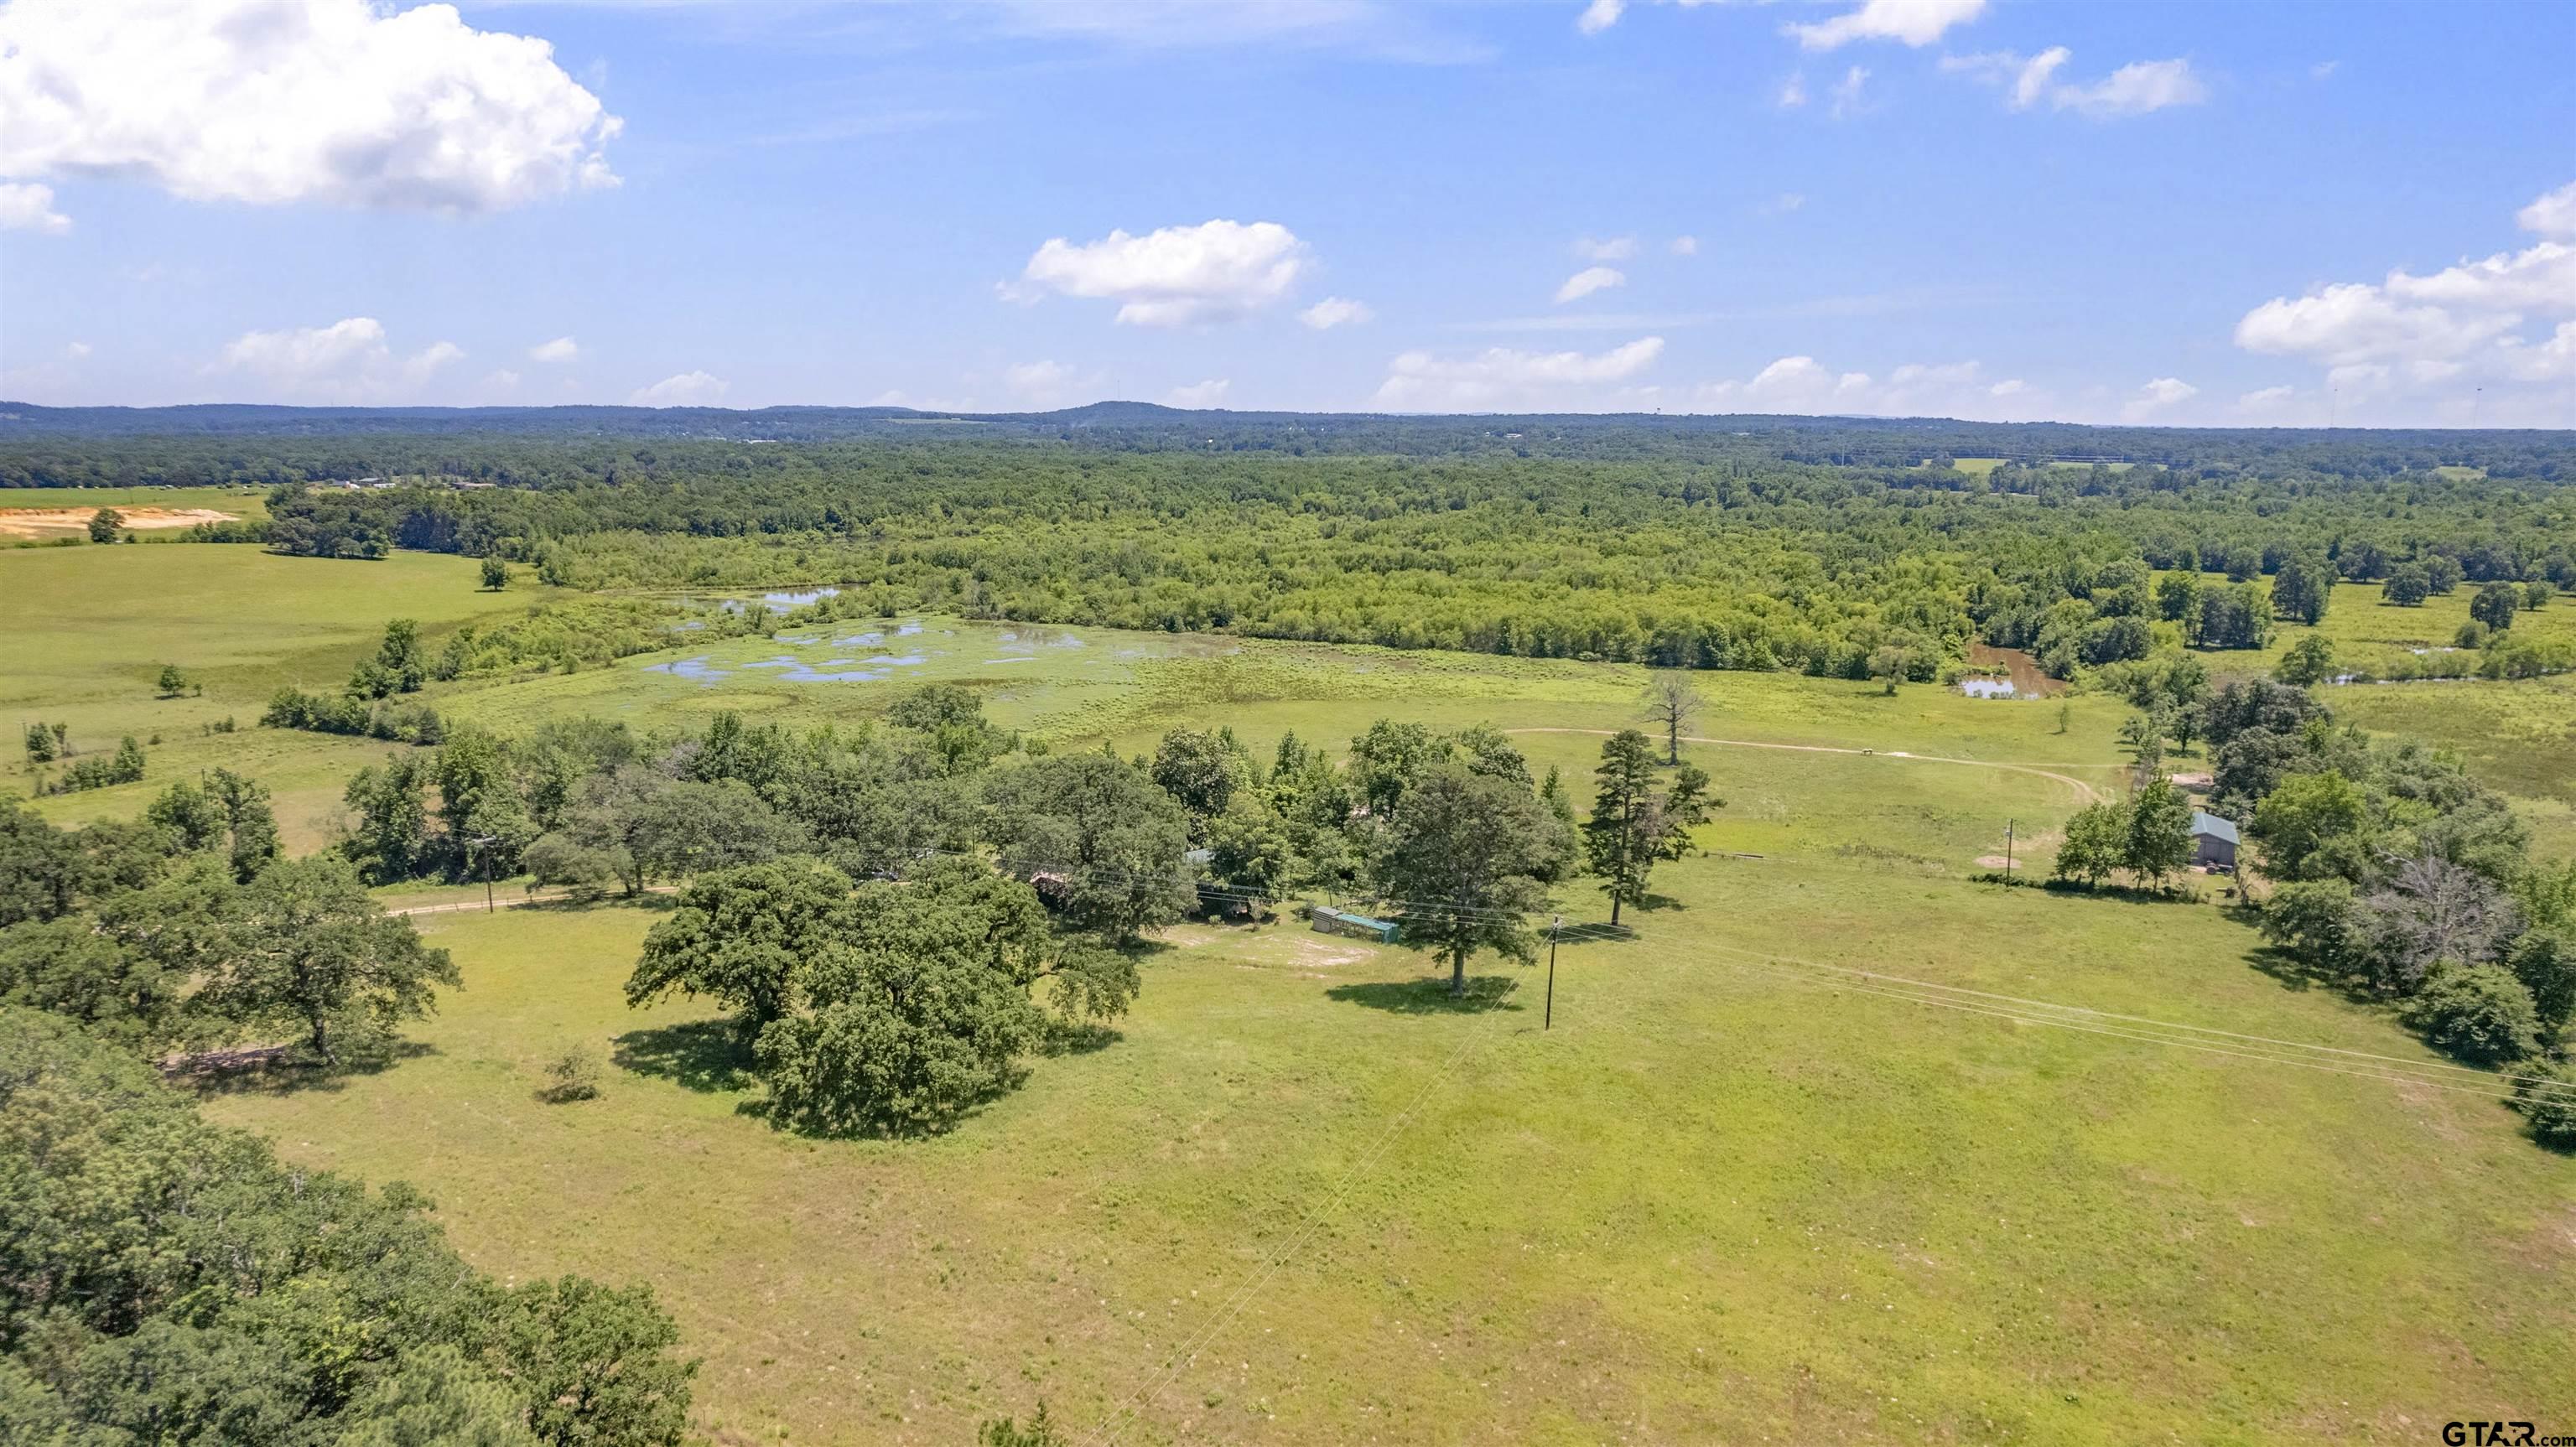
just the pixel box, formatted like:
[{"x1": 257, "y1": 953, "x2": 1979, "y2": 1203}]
[{"x1": 11, "y1": 544, "x2": 2573, "y2": 1444}]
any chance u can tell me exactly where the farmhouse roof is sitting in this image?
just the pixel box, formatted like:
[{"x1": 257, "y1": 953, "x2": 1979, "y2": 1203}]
[{"x1": 2190, "y1": 810, "x2": 2240, "y2": 844}]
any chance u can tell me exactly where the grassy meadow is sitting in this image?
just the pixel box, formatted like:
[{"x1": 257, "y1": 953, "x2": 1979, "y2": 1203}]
[
  {"x1": 8, "y1": 543, "x2": 2574, "y2": 1443},
  {"x1": 3, "y1": 545, "x2": 567, "y2": 848},
  {"x1": 201, "y1": 868, "x2": 2575, "y2": 1446}
]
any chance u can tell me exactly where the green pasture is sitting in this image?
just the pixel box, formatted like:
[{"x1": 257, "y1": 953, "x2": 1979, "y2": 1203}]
[
  {"x1": 205, "y1": 865, "x2": 2575, "y2": 1446},
  {"x1": 2275, "y1": 585, "x2": 2573, "y2": 674},
  {"x1": 2147, "y1": 568, "x2": 2576, "y2": 682},
  {"x1": 2, "y1": 545, "x2": 564, "y2": 848},
  {"x1": 7, "y1": 483, "x2": 275, "y2": 516}
]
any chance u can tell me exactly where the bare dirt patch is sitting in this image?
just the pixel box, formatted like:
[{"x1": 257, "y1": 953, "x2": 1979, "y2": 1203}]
[{"x1": 0, "y1": 506, "x2": 238, "y2": 539}]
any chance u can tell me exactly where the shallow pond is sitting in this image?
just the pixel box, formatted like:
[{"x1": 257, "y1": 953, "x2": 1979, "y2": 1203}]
[{"x1": 630, "y1": 616, "x2": 1233, "y2": 691}]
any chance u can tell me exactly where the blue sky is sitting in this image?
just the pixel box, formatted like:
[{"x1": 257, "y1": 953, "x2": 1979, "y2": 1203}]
[{"x1": 3, "y1": 0, "x2": 2571, "y2": 425}]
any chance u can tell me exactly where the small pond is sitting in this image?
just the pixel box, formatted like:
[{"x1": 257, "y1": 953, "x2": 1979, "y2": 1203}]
[{"x1": 1963, "y1": 642, "x2": 2064, "y2": 698}]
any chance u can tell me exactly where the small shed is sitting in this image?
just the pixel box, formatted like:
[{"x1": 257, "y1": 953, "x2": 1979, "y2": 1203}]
[
  {"x1": 2190, "y1": 810, "x2": 2240, "y2": 871},
  {"x1": 1309, "y1": 905, "x2": 1400, "y2": 944}
]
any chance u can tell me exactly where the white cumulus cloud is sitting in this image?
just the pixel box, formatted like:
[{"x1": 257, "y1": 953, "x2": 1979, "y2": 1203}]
[
  {"x1": 1670, "y1": 235, "x2": 1699, "y2": 256},
  {"x1": 1166, "y1": 378, "x2": 1231, "y2": 408},
  {"x1": 2122, "y1": 376, "x2": 2198, "y2": 420},
  {"x1": 2517, "y1": 181, "x2": 2576, "y2": 240},
  {"x1": 628, "y1": 371, "x2": 730, "y2": 407},
  {"x1": 0, "y1": 0, "x2": 621, "y2": 225},
  {"x1": 1375, "y1": 336, "x2": 1665, "y2": 410},
  {"x1": 2238, "y1": 385, "x2": 2297, "y2": 414},
  {"x1": 0, "y1": 181, "x2": 70, "y2": 233},
  {"x1": 1944, "y1": 49, "x2": 2205, "y2": 117},
  {"x1": 1018, "y1": 218, "x2": 1306, "y2": 327},
  {"x1": 1691, "y1": 355, "x2": 2027, "y2": 418},
  {"x1": 1555, "y1": 266, "x2": 1628, "y2": 303},
  {"x1": 211, "y1": 317, "x2": 462, "y2": 402},
  {"x1": 1576, "y1": 0, "x2": 1624, "y2": 35},
  {"x1": 529, "y1": 336, "x2": 579, "y2": 363},
  {"x1": 2234, "y1": 181, "x2": 2576, "y2": 419},
  {"x1": 2061, "y1": 59, "x2": 2205, "y2": 117},
  {"x1": 1789, "y1": 0, "x2": 1987, "y2": 51},
  {"x1": 1300, "y1": 296, "x2": 1375, "y2": 330},
  {"x1": 1575, "y1": 235, "x2": 1639, "y2": 262},
  {"x1": 1002, "y1": 359, "x2": 1105, "y2": 408}
]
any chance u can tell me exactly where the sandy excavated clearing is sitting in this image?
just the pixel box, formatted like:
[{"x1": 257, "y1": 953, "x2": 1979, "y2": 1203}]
[{"x1": 0, "y1": 506, "x2": 239, "y2": 539}]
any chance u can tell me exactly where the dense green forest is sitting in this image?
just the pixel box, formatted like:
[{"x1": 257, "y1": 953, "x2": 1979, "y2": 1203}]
[{"x1": 7, "y1": 412, "x2": 2573, "y2": 680}]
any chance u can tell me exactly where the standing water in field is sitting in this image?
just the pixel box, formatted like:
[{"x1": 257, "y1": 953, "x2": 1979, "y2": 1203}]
[{"x1": 627, "y1": 616, "x2": 1234, "y2": 688}]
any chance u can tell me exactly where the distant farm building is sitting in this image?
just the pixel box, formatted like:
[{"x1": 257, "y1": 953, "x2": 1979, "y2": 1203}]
[
  {"x1": 2191, "y1": 811, "x2": 2240, "y2": 871},
  {"x1": 1309, "y1": 905, "x2": 1400, "y2": 944}
]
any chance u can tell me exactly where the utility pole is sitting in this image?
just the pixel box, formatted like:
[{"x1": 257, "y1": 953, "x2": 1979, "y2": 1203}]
[
  {"x1": 470, "y1": 834, "x2": 498, "y2": 914},
  {"x1": 2003, "y1": 819, "x2": 2015, "y2": 882},
  {"x1": 1545, "y1": 915, "x2": 1561, "y2": 1030}
]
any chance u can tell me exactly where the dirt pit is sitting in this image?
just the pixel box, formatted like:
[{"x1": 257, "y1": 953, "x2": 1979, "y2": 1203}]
[{"x1": 0, "y1": 506, "x2": 239, "y2": 539}]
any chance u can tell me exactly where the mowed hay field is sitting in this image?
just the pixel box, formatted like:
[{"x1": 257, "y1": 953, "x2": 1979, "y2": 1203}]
[{"x1": 9, "y1": 545, "x2": 2573, "y2": 1442}]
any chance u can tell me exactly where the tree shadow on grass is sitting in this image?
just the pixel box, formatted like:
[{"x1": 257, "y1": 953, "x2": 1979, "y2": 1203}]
[
  {"x1": 611, "y1": 1019, "x2": 757, "y2": 1093},
  {"x1": 1327, "y1": 976, "x2": 1523, "y2": 1014},
  {"x1": 2038, "y1": 879, "x2": 2210, "y2": 907},
  {"x1": 2233, "y1": 909, "x2": 2392, "y2": 1007},
  {"x1": 177, "y1": 1040, "x2": 436, "y2": 1097},
  {"x1": 1555, "y1": 921, "x2": 1639, "y2": 945},
  {"x1": 2241, "y1": 941, "x2": 2323, "y2": 994},
  {"x1": 1036, "y1": 1020, "x2": 1124, "y2": 1056}
]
